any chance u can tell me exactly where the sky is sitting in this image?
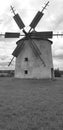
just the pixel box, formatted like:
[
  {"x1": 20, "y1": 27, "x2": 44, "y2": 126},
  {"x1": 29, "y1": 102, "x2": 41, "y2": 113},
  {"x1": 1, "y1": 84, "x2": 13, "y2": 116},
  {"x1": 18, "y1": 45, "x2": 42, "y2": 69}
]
[{"x1": 0, "y1": 0, "x2": 63, "y2": 70}]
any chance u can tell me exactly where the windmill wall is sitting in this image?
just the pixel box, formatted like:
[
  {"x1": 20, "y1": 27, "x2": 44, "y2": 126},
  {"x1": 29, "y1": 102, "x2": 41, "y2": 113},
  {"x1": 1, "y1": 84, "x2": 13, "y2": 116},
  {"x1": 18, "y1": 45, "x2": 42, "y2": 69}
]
[{"x1": 15, "y1": 39, "x2": 54, "y2": 79}]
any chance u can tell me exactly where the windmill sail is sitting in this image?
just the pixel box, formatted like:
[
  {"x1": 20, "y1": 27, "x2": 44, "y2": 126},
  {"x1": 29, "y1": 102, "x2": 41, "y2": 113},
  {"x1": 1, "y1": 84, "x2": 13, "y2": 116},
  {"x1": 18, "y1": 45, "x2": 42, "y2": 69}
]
[
  {"x1": 12, "y1": 40, "x2": 25, "y2": 57},
  {"x1": 29, "y1": 1, "x2": 49, "y2": 30},
  {"x1": 29, "y1": 39, "x2": 45, "y2": 66},
  {"x1": 29, "y1": 39, "x2": 39, "y2": 57},
  {"x1": 13, "y1": 13, "x2": 25, "y2": 29},
  {"x1": 32, "y1": 40, "x2": 46, "y2": 66},
  {"x1": 30, "y1": 31, "x2": 53, "y2": 39},
  {"x1": 8, "y1": 57, "x2": 14, "y2": 66},
  {"x1": 30, "y1": 11, "x2": 44, "y2": 29},
  {"x1": 5, "y1": 32, "x2": 20, "y2": 38},
  {"x1": 32, "y1": 40, "x2": 41, "y2": 55}
]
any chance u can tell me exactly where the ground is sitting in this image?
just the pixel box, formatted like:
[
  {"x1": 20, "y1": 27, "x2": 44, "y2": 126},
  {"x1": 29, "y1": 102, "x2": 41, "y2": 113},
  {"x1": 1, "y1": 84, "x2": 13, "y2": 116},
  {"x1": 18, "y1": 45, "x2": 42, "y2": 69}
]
[{"x1": 0, "y1": 77, "x2": 63, "y2": 130}]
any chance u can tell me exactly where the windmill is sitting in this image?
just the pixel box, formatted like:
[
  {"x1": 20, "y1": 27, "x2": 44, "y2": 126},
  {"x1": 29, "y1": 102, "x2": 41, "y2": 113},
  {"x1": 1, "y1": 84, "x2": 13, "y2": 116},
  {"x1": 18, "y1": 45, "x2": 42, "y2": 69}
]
[{"x1": 1, "y1": 1, "x2": 54, "y2": 79}]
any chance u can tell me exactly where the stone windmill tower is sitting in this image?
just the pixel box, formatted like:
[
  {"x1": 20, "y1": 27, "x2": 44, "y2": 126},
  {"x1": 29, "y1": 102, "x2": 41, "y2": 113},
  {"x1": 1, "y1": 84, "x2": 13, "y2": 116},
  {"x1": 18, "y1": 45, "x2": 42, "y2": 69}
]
[{"x1": 4, "y1": 1, "x2": 54, "y2": 79}]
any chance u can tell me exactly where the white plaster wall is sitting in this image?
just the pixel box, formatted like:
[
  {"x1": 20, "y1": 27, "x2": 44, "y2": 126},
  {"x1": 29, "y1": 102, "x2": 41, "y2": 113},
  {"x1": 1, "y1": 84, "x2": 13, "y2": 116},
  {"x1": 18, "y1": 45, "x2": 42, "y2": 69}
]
[{"x1": 15, "y1": 39, "x2": 53, "y2": 79}]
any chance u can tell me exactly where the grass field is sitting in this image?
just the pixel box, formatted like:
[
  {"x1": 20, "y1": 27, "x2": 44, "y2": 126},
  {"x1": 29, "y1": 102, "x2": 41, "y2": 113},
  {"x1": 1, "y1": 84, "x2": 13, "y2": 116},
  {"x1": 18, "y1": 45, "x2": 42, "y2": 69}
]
[{"x1": 0, "y1": 77, "x2": 63, "y2": 130}]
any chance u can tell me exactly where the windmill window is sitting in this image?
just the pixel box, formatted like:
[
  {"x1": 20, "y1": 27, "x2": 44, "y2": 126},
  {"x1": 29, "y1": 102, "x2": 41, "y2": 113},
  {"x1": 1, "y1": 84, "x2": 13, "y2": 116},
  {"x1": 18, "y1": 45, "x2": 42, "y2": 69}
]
[
  {"x1": 25, "y1": 57, "x2": 28, "y2": 61},
  {"x1": 24, "y1": 70, "x2": 28, "y2": 74}
]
